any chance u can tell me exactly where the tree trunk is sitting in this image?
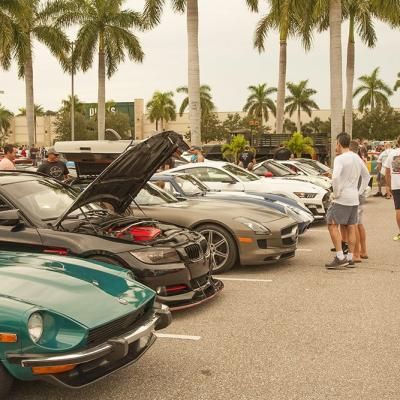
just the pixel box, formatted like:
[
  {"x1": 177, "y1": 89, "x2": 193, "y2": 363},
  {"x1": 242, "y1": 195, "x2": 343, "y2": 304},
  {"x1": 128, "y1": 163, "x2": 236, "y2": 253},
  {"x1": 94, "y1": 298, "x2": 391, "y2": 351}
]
[
  {"x1": 276, "y1": 39, "x2": 287, "y2": 134},
  {"x1": 297, "y1": 106, "x2": 301, "y2": 132},
  {"x1": 187, "y1": 0, "x2": 201, "y2": 145},
  {"x1": 344, "y1": 14, "x2": 355, "y2": 137},
  {"x1": 24, "y1": 44, "x2": 35, "y2": 146},
  {"x1": 160, "y1": 118, "x2": 164, "y2": 131},
  {"x1": 329, "y1": 0, "x2": 343, "y2": 165},
  {"x1": 97, "y1": 35, "x2": 106, "y2": 140}
]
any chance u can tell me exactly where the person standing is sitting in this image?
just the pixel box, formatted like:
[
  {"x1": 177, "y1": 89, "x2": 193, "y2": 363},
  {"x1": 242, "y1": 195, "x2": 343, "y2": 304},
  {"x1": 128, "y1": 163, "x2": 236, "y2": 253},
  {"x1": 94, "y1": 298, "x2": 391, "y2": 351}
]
[
  {"x1": 37, "y1": 147, "x2": 69, "y2": 181},
  {"x1": 374, "y1": 142, "x2": 393, "y2": 199},
  {"x1": 274, "y1": 143, "x2": 292, "y2": 160},
  {"x1": 189, "y1": 146, "x2": 205, "y2": 163},
  {"x1": 0, "y1": 144, "x2": 17, "y2": 171},
  {"x1": 325, "y1": 133, "x2": 370, "y2": 269},
  {"x1": 239, "y1": 145, "x2": 256, "y2": 170},
  {"x1": 384, "y1": 136, "x2": 400, "y2": 241},
  {"x1": 29, "y1": 144, "x2": 39, "y2": 167}
]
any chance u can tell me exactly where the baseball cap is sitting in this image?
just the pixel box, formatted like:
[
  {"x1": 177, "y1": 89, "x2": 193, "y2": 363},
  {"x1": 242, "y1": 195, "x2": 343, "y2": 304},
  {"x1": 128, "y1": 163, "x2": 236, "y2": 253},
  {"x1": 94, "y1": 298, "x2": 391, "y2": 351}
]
[{"x1": 47, "y1": 147, "x2": 59, "y2": 155}]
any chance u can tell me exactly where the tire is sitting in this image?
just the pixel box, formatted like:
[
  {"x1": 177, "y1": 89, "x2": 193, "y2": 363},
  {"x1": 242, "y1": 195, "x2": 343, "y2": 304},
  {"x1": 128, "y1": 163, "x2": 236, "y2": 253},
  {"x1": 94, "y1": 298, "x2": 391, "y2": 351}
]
[
  {"x1": 0, "y1": 364, "x2": 14, "y2": 400},
  {"x1": 196, "y1": 223, "x2": 238, "y2": 274}
]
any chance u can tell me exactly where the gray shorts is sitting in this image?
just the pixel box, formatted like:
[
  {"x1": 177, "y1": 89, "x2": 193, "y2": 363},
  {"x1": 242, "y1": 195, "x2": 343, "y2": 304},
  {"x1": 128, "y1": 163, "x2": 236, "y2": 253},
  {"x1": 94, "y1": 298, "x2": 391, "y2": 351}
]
[{"x1": 326, "y1": 203, "x2": 359, "y2": 225}]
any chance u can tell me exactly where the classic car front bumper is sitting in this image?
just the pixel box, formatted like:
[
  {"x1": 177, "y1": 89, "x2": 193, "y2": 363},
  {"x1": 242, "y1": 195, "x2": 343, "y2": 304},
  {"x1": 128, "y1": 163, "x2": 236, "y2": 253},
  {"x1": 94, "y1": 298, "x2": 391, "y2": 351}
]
[{"x1": 7, "y1": 305, "x2": 171, "y2": 388}]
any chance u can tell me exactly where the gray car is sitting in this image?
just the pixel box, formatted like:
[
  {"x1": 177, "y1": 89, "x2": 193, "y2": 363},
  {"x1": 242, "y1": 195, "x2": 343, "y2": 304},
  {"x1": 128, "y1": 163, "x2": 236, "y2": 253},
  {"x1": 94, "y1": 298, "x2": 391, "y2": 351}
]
[{"x1": 134, "y1": 183, "x2": 298, "y2": 273}]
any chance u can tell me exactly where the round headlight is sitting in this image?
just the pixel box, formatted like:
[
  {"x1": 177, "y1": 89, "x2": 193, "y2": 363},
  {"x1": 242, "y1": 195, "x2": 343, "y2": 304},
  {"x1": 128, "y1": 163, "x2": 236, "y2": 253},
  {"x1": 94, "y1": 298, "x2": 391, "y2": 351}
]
[{"x1": 28, "y1": 313, "x2": 43, "y2": 343}]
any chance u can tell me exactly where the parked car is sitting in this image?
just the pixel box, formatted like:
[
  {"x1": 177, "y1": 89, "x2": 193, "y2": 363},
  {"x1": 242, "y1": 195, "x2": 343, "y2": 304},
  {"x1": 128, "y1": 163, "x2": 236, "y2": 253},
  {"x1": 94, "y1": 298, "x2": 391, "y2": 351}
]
[
  {"x1": 0, "y1": 251, "x2": 171, "y2": 397},
  {"x1": 277, "y1": 160, "x2": 332, "y2": 181},
  {"x1": 0, "y1": 132, "x2": 223, "y2": 310},
  {"x1": 150, "y1": 173, "x2": 314, "y2": 235},
  {"x1": 294, "y1": 158, "x2": 332, "y2": 177},
  {"x1": 134, "y1": 182, "x2": 299, "y2": 273},
  {"x1": 168, "y1": 161, "x2": 330, "y2": 220},
  {"x1": 252, "y1": 159, "x2": 332, "y2": 191}
]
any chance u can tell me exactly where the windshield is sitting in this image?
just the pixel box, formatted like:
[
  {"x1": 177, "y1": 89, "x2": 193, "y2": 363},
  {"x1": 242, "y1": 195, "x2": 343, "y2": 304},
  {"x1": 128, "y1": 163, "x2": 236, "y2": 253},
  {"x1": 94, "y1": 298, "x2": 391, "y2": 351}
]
[
  {"x1": 175, "y1": 175, "x2": 208, "y2": 196},
  {"x1": 296, "y1": 163, "x2": 320, "y2": 176},
  {"x1": 2, "y1": 179, "x2": 103, "y2": 221},
  {"x1": 222, "y1": 164, "x2": 259, "y2": 182},
  {"x1": 135, "y1": 183, "x2": 178, "y2": 206},
  {"x1": 265, "y1": 161, "x2": 296, "y2": 176}
]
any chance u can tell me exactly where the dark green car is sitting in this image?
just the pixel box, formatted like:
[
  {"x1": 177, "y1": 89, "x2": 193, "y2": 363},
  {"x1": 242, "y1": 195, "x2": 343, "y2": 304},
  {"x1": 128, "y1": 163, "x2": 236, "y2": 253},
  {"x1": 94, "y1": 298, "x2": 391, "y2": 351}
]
[{"x1": 0, "y1": 251, "x2": 171, "y2": 398}]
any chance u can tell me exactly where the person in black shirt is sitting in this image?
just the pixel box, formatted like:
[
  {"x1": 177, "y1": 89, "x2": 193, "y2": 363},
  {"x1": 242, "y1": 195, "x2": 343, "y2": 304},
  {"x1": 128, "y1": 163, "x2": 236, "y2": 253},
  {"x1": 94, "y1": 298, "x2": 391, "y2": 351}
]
[
  {"x1": 274, "y1": 143, "x2": 292, "y2": 160},
  {"x1": 239, "y1": 145, "x2": 256, "y2": 170},
  {"x1": 37, "y1": 147, "x2": 69, "y2": 181}
]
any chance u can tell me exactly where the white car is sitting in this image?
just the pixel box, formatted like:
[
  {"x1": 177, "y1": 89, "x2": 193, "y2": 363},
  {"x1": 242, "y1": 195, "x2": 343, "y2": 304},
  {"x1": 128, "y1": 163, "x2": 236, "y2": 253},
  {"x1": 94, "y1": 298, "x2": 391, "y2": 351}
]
[
  {"x1": 277, "y1": 160, "x2": 332, "y2": 184},
  {"x1": 167, "y1": 161, "x2": 330, "y2": 219}
]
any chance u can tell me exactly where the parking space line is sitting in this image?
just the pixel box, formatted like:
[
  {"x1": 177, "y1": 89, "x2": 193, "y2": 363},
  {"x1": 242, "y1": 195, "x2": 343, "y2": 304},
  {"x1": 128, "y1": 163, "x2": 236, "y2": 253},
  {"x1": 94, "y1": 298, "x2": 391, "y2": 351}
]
[
  {"x1": 297, "y1": 248, "x2": 313, "y2": 252},
  {"x1": 155, "y1": 333, "x2": 201, "y2": 341},
  {"x1": 220, "y1": 277, "x2": 272, "y2": 282}
]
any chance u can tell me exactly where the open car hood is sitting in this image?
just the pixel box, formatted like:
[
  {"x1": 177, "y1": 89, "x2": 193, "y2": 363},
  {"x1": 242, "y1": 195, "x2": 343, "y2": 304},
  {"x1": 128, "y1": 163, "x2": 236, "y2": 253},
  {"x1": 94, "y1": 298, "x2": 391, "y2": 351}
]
[{"x1": 55, "y1": 131, "x2": 189, "y2": 225}]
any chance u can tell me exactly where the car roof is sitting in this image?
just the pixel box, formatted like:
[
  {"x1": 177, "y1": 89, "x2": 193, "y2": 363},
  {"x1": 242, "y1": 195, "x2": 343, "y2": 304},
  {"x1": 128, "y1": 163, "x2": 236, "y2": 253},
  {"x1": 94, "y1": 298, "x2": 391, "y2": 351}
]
[{"x1": 0, "y1": 171, "x2": 44, "y2": 185}]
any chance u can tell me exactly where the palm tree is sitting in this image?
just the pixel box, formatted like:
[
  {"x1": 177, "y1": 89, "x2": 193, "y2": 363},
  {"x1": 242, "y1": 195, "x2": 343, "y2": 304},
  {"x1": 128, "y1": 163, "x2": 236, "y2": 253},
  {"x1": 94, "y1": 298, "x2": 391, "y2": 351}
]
[
  {"x1": 247, "y1": 0, "x2": 314, "y2": 135},
  {"x1": 303, "y1": 117, "x2": 324, "y2": 134},
  {"x1": 61, "y1": 95, "x2": 84, "y2": 114},
  {"x1": 61, "y1": 0, "x2": 145, "y2": 140},
  {"x1": 146, "y1": 91, "x2": 177, "y2": 131},
  {"x1": 177, "y1": 85, "x2": 215, "y2": 122},
  {"x1": 329, "y1": 0, "x2": 344, "y2": 163},
  {"x1": 243, "y1": 84, "x2": 277, "y2": 126},
  {"x1": 143, "y1": 0, "x2": 202, "y2": 145},
  {"x1": 353, "y1": 67, "x2": 393, "y2": 111},
  {"x1": 285, "y1": 132, "x2": 314, "y2": 157},
  {"x1": 0, "y1": 104, "x2": 13, "y2": 145},
  {"x1": 0, "y1": 1, "x2": 70, "y2": 146},
  {"x1": 18, "y1": 104, "x2": 45, "y2": 116},
  {"x1": 394, "y1": 73, "x2": 400, "y2": 92},
  {"x1": 343, "y1": 0, "x2": 377, "y2": 136},
  {"x1": 285, "y1": 80, "x2": 319, "y2": 132},
  {"x1": 222, "y1": 134, "x2": 249, "y2": 164}
]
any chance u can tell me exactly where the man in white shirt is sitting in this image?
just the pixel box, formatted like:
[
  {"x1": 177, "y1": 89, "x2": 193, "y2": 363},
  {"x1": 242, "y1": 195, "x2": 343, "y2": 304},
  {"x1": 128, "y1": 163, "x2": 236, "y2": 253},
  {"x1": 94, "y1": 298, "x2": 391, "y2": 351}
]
[
  {"x1": 325, "y1": 133, "x2": 370, "y2": 269},
  {"x1": 374, "y1": 142, "x2": 393, "y2": 198},
  {"x1": 0, "y1": 144, "x2": 17, "y2": 171},
  {"x1": 384, "y1": 136, "x2": 400, "y2": 241}
]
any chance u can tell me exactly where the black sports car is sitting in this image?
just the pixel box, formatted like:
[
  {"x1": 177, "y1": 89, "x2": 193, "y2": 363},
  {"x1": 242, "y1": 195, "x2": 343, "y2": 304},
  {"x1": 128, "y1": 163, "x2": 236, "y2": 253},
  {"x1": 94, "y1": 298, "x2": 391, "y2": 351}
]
[{"x1": 0, "y1": 132, "x2": 223, "y2": 310}]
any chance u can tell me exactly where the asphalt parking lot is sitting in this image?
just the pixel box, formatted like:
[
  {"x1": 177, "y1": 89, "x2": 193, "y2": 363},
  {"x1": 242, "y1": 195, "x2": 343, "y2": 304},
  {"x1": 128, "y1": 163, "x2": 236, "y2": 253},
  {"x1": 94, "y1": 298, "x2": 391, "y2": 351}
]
[{"x1": 12, "y1": 196, "x2": 400, "y2": 400}]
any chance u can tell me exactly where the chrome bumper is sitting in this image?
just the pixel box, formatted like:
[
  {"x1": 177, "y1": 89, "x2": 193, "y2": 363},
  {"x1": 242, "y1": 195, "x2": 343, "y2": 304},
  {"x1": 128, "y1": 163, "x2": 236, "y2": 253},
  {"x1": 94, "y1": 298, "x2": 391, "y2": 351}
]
[{"x1": 9, "y1": 304, "x2": 171, "y2": 368}]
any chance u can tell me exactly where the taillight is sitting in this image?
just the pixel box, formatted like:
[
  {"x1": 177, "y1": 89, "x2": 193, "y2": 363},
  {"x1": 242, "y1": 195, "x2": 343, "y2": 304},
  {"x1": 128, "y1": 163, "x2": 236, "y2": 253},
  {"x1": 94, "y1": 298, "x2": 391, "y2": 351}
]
[{"x1": 43, "y1": 249, "x2": 68, "y2": 256}]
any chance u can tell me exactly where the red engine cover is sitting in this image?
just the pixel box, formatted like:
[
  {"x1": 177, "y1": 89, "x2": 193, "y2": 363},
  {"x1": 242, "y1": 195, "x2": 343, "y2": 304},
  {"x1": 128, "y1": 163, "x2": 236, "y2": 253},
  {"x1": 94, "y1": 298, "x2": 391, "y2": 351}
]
[{"x1": 129, "y1": 226, "x2": 161, "y2": 242}]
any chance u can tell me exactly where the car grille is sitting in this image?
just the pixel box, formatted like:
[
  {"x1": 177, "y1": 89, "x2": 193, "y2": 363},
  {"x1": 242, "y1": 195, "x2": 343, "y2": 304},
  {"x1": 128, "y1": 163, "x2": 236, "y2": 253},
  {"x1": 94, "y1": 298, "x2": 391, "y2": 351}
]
[
  {"x1": 87, "y1": 305, "x2": 149, "y2": 346},
  {"x1": 190, "y1": 274, "x2": 210, "y2": 288},
  {"x1": 281, "y1": 224, "x2": 298, "y2": 246},
  {"x1": 184, "y1": 239, "x2": 209, "y2": 262},
  {"x1": 281, "y1": 226, "x2": 295, "y2": 236},
  {"x1": 303, "y1": 193, "x2": 317, "y2": 199}
]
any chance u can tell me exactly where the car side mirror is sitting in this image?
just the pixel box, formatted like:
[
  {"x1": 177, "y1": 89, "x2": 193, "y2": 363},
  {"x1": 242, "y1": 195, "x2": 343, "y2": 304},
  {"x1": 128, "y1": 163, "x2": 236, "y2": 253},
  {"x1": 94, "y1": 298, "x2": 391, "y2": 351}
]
[
  {"x1": 0, "y1": 209, "x2": 22, "y2": 227},
  {"x1": 264, "y1": 171, "x2": 273, "y2": 178}
]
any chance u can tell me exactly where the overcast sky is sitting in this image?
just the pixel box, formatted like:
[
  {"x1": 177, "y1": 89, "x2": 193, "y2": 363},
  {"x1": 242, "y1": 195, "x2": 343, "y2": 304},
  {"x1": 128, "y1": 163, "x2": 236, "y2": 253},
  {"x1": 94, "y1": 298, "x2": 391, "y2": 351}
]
[{"x1": 1, "y1": 0, "x2": 399, "y2": 114}]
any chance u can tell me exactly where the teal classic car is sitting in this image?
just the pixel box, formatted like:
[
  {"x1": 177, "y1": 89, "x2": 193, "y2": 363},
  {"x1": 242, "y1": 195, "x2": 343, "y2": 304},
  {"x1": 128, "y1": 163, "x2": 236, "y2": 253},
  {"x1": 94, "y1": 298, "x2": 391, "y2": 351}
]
[{"x1": 0, "y1": 251, "x2": 171, "y2": 398}]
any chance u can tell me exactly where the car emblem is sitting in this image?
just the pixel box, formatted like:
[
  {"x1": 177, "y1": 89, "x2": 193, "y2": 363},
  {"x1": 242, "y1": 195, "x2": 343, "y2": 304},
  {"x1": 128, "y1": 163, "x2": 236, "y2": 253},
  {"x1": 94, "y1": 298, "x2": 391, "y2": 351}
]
[{"x1": 118, "y1": 297, "x2": 129, "y2": 305}]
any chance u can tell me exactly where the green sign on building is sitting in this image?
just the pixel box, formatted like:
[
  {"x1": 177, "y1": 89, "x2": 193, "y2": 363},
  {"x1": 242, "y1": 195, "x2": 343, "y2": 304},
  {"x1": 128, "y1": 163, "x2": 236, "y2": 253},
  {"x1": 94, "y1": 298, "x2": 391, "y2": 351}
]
[{"x1": 83, "y1": 102, "x2": 135, "y2": 134}]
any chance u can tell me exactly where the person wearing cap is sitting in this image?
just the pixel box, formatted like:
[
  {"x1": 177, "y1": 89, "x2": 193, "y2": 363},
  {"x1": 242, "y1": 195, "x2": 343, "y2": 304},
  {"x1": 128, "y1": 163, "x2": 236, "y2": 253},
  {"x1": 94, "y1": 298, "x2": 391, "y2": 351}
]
[
  {"x1": 189, "y1": 146, "x2": 205, "y2": 163},
  {"x1": 37, "y1": 147, "x2": 69, "y2": 181},
  {"x1": 239, "y1": 145, "x2": 256, "y2": 170}
]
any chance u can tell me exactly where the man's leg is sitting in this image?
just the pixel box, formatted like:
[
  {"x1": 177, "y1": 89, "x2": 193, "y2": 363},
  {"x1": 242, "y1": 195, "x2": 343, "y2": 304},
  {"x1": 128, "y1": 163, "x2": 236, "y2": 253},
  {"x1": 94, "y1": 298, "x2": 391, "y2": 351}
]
[
  {"x1": 359, "y1": 224, "x2": 368, "y2": 257},
  {"x1": 346, "y1": 224, "x2": 357, "y2": 261},
  {"x1": 328, "y1": 223, "x2": 342, "y2": 252},
  {"x1": 353, "y1": 225, "x2": 361, "y2": 261}
]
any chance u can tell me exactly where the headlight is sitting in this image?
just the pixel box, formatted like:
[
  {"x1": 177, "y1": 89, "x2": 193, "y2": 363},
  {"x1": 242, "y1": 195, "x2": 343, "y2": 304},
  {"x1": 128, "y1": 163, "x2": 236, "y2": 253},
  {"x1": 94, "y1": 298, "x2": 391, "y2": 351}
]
[
  {"x1": 293, "y1": 192, "x2": 317, "y2": 199},
  {"x1": 28, "y1": 312, "x2": 43, "y2": 343},
  {"x1": 130, "y1": 248, "x2": 180, "y2": 264},
  {"x1": 234, "y1": 217, "x2": 271, "y2": 235},
  {"x1": 284, "y1": 207, "x2": 303, "y2": 223}
]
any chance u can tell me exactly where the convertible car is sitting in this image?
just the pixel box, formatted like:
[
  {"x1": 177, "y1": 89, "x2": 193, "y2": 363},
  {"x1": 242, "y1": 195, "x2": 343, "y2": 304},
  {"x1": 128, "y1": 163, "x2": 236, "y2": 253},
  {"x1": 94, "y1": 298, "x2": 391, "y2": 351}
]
[
  {"x1": 0, "y1": 132, "x2": 223, "y2": 310},
  {"x1": 134, "y1": 182, "x2": 299, "y2": 273},
  {"x1": 0, "y1": 251, "x2": 171, "y2": 397}
]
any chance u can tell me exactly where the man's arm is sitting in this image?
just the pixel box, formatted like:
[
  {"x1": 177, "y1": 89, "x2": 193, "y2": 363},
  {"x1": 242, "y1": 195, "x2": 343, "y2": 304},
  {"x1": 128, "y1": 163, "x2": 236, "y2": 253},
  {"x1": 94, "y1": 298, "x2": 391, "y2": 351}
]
[
  {"x1": 358, "y1": 159, "x2": 371, "y2": 195},
  {"x1": 331, "y1": 157, "x2": 343, "y2": 199}
]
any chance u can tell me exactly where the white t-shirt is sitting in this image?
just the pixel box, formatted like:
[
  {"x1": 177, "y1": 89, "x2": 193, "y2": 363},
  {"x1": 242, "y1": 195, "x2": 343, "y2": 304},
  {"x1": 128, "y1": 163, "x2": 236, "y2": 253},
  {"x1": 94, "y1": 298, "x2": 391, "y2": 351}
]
[
  {"x1": 0, "y1": 157, "x2": 16, "y2": 171},
  {"x1": 377, "y1": 148, "x2": 392, "y2": 175},
  {"x1": 384, "y1": 148, "x2": 400, "y2": 190},
  {"x1": 332, "y1": 151, "x2": 371, "y2": 206}
]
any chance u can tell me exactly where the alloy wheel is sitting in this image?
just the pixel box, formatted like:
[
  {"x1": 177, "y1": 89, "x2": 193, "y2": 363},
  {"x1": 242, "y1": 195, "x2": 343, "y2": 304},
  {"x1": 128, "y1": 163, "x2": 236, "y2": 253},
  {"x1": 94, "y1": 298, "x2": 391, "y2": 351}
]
[{"x1": 199, "y1": 229, "x2": 230, "y2": 272}]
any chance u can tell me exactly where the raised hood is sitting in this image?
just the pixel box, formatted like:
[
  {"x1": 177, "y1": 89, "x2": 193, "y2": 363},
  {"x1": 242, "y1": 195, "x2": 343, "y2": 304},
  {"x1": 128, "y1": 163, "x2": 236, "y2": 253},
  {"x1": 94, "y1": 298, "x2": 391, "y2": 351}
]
[{"x1": 56, "y1": 131, "x2": 189, "y2": 224}]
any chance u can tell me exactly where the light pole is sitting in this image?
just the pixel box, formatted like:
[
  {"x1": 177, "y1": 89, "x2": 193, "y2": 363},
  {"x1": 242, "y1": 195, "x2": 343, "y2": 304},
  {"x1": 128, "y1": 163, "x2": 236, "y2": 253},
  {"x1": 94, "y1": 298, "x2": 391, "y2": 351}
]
[{"x1": 71, "y1": 41, "x2": 75, "y2": 141}]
